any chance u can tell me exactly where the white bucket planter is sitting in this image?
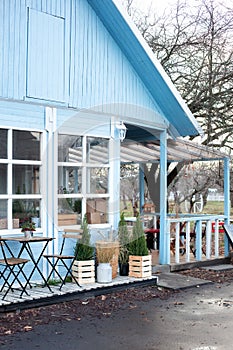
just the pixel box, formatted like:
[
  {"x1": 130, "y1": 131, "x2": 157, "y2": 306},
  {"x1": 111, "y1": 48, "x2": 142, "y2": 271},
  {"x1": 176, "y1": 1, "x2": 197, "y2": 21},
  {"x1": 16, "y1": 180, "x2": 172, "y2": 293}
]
[{"x1": 97, "y1": 263, "x2": 112, "y2": 283}]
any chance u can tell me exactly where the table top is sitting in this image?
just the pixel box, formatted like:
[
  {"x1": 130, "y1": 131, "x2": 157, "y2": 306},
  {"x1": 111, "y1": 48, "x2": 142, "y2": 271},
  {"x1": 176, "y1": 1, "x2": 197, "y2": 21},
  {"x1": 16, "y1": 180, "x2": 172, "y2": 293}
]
[{"x1": 0, "y1": 235, "x2": 54, "y2": 243}]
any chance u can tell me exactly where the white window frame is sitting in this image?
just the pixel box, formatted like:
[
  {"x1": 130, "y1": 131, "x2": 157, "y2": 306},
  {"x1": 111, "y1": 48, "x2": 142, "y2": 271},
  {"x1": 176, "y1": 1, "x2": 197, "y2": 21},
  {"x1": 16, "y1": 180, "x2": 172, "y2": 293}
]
[
  {"x1": 57, "y1": 133, "x2": 110, "y2": 226},
  {"x1": 0, "y1": 127, "x2": 43, "y2": 234}
]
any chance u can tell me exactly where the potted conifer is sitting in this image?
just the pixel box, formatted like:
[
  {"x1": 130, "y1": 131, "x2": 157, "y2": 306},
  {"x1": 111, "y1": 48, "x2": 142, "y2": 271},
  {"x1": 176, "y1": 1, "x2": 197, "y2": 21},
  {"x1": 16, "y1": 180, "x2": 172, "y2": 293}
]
[
  {"x1": 118, "y1": 213, "x2": 130, "y2": 276},
  {"x1": 128, "y1": 215, "x2": 151, "y2": 278},
  {"x1": 72, "y1": 215, "x2": 95, "y2": 284}
]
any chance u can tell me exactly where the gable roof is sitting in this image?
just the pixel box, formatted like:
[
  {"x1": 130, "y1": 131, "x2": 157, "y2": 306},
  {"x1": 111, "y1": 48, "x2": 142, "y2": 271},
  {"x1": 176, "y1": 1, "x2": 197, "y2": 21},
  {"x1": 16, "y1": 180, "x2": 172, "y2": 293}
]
[{"x1": 87, "y1": 0, "x2": 203, "y2": 138}]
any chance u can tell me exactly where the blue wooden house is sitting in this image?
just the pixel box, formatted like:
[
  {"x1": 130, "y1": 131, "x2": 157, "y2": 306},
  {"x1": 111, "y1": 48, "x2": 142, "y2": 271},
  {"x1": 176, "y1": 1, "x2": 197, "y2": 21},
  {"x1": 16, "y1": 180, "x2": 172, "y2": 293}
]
[{"x1": 0, "y1": 0, "x2": 230, "y2": 268}]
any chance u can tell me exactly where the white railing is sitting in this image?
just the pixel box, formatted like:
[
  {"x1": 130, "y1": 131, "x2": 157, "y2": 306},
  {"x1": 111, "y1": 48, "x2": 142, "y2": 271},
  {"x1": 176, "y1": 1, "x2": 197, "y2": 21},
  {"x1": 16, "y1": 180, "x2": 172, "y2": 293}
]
[
  {"x1": 140, "y1": 212, "x2": 227, "y2": 264},
  {"x1": 167, "y1": 215, "x2": 227, "y2": 264}
]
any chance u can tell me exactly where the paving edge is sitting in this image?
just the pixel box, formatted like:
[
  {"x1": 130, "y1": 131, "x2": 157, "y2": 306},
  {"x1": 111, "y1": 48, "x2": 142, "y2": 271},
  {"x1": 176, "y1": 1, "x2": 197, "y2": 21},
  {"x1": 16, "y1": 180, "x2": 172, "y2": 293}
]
[{"x1": 0, "y1": 277, "x2": 158, "y2": 313}]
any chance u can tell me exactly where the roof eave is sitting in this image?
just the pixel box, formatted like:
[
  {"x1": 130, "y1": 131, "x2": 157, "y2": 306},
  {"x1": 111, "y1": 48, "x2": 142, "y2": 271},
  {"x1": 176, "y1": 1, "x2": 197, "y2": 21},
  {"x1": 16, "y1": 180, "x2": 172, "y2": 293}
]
[{"x1": 87, "y1": 0, "x2": 203, "y2": 137}]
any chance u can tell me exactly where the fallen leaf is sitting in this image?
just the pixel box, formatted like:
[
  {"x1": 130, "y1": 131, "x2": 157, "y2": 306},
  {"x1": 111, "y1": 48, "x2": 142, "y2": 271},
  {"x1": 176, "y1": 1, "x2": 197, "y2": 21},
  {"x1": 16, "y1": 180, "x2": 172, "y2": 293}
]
[
  {"x1": 24, "y1": 325, "x2": 32, "y2": 332},
  {"x1": 174, "y1": 301, "x2": 184, "y2": 305}
]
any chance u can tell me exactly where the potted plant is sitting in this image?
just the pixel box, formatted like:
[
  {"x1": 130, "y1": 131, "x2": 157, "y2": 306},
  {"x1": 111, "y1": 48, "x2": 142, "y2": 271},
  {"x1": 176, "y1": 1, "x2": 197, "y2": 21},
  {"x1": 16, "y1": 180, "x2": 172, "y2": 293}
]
[
  {"x1": 118, "y1": 212, "x2": 130, "y2": 276},
  {"x1": 72, "y1": 215, "x2": 95, "y2": 284},
  {"x1": 128, "y1": 215, "x2": 151, "y2": 278},
  {"x1": 21, "y1": 220, "x2": 36, "y2": 238},
  {"x1": 96, "y1": 240, "x2": 119, "y2": 283}
]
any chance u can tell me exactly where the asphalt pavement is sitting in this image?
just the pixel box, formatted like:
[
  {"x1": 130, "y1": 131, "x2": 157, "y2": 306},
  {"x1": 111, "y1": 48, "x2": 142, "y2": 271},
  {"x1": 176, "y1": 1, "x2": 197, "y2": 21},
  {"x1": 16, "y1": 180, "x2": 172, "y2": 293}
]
[{"x1": 1, "y1": 277, "x2": 233, "y2": 350}]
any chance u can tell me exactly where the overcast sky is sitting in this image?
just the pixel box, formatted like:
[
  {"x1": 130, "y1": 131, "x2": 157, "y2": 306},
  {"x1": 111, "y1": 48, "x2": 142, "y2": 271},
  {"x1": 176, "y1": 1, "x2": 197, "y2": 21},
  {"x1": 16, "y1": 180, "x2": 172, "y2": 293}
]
[{"x1": 132, "y1": 0, "x2": 232, "y2": 13}]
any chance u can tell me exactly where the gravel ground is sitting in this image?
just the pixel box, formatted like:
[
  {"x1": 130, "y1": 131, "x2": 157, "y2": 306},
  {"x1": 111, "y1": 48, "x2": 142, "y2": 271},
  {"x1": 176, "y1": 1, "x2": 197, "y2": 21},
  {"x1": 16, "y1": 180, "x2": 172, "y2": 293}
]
[{"x1": 1, "y1": 266, "x2": 233, "y2": 342}]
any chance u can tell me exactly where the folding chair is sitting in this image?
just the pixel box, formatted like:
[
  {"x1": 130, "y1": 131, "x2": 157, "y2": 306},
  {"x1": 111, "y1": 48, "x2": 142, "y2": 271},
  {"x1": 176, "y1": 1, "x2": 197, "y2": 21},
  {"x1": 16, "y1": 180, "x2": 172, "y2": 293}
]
[
  {"x1": 43, "y1": 229, "x2": 83, "y2": 290},
  {"x1": 0, "y1": 242, "x2": 30, "y2": 300}
]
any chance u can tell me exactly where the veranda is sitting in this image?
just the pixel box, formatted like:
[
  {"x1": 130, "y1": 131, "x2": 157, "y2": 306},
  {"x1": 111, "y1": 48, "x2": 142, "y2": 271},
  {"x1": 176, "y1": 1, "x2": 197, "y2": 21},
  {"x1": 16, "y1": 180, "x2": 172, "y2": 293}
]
[{"x1": 120, "y1": 138, "x2": 231, "y2": 266}]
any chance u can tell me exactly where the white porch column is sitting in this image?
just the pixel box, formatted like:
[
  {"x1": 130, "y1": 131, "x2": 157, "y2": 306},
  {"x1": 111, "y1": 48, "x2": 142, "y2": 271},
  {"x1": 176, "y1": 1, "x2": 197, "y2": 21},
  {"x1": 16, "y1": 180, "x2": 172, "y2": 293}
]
[
  {"x1": 108, "y1": 117, "x2": 121, "y2": 230},
  {"x1": 159, "y1": 130, "x2": 168, "y2": 264},
  {"x1": 224, "y1": 157, "x2": 230, "y2": 256},
  {"x1": 45, "y1": 107, "x2": 58, "y2": 246}
]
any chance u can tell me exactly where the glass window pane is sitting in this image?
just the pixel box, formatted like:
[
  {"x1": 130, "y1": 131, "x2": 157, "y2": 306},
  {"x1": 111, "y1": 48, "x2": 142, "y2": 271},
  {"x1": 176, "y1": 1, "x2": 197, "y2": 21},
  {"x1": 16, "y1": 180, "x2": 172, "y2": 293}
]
[
  {"x1": 0, "y1": 164, "x2": 7, "y2": 194},
  {"x1": 58, "y1": 198, "x2": 82, "y2": 226},
  {"x1": 0, "y1": 200, "x2": 8, "y2": 229},
  {"x1": 58, "y1": 166, "x2": 82, "y2": 194},
  {"x1": 86, "y1": 199, "x2": 108, "y2": 224},
  {"x1": 13, "y1": 165, "x2": 40, "y2": 194},
  {"x1": 13, "y1": 130, "x2": 41, "y2": 160},
  {"x1": 86, "y1": 137, "x2": 109, "y2": 164},
  {"x1": 87, "y1": 167, "x2": 108, "y2": 194},
  {"x1": 0, "y1": 129, "x2": 7, "y2": 158},
  {"x1": 13, "y1": 199, "x2": 41, "y2": 229},
  {"x1": 58, "y1": 134, "x2": 82, "y2": 162}
]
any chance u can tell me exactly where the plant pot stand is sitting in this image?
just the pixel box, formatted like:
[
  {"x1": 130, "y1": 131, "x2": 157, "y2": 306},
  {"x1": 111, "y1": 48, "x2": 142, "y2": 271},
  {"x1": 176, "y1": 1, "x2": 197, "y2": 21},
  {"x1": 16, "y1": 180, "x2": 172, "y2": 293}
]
[
  {"x1": 129, "y1": 255, "x2": 152, "y2": 278},
  {"x1": 72, "y1": 260, "x2": 95, "y2": 284}
]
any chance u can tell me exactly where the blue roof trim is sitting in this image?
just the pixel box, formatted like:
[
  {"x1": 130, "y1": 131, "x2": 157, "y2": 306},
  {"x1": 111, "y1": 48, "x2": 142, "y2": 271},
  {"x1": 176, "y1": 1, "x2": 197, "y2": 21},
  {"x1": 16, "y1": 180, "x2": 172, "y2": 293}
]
[{"x1": 87, "y1": 0, "x2": 203, "y2": 137}]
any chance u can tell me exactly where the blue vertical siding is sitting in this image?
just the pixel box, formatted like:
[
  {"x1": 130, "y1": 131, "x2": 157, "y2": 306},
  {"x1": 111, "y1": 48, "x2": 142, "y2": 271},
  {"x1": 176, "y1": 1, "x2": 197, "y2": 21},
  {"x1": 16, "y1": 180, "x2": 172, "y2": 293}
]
[
  {"x1": 68, "y1": 0, "x2": 162, "y2": 121},
  {"x1": 0, "y1": 0, "x2": 164, "y2": 127},
  {"x1": 0, "y1": 0, "x2": 26, "y2": 99}
]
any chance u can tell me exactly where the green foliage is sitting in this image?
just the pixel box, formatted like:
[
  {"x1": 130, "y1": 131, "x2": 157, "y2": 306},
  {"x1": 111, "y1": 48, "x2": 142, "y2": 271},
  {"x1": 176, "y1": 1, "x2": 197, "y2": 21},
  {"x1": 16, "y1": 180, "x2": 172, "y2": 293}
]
[
  {"x1": 74, "y1": 215, "x2": 94, "y2": 261},
  {"x1": 128, "y1": 216, "x2": 148, "y2": 256},
  {"x1": 118, "y1": 212, "x2": 130, "y2": 264},
  {"x1": 21, "y1": 220, "x2": 36, "y2": 232},
  {"x1": 73, "y1": 199, "x2": 82, "y2": 214}
]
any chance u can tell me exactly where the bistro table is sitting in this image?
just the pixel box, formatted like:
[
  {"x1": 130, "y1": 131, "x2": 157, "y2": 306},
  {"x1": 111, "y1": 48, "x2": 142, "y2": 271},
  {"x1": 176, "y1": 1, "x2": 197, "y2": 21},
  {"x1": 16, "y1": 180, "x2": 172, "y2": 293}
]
[{"x1": 0, "y1": 235, "x2": 54, "y2": 293}]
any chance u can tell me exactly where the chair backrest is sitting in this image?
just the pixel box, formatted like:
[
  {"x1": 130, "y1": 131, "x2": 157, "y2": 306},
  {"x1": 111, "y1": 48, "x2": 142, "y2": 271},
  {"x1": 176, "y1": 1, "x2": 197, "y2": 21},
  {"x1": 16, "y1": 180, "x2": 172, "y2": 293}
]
[
  {"x1": 62, "y1": 228, "x2": 83, "y2": 239},
  {"x1": 59, "y1": 229, "x2": 83, "y2": 255}
]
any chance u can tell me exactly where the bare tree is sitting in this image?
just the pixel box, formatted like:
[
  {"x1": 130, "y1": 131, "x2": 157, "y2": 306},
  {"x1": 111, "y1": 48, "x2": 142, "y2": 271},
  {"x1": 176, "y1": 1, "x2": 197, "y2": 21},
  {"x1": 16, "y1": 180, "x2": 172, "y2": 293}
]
[
  {"x1": 120, "y1": 164, "x2": 140, "y2": 215},
  {"x1": 123, "y1": 0, "x2": 233, "y2": 149},
  {"x1": 121, "y1": 0, "x2": 233, "y2": 210}
]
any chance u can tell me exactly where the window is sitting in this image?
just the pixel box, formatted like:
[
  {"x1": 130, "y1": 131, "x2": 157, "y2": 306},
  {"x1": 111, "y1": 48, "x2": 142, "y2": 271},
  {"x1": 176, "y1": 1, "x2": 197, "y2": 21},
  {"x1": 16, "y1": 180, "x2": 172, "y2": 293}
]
[
  {"x1": 27, "y1": 9, "x2": 65, "y2": 102},
  {"x1": 87, "y1": 167, "x2": 108, "y2": 194},
  {"x1": 0, "y1": 129, "x2": 42, "y2": 231},
  {"x1": 58, "y1": 135, "x2": 109, "y2": 226}
]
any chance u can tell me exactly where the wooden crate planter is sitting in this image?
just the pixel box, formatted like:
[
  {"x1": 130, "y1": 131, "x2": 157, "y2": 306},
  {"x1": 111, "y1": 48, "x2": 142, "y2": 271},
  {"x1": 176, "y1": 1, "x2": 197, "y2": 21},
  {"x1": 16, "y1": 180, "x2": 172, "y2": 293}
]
[
  {"x1": 129, "y1": 255, "x2": 152, "y2": 278},
  {"x1": 72, "y1": 260, "x2": 95, "y2": 284}
]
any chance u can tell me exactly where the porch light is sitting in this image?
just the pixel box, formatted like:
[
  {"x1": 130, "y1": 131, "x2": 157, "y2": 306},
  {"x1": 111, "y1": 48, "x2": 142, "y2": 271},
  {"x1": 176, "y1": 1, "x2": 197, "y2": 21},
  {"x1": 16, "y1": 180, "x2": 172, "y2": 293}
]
[{"x1": 116, "y1": 121, "x2": 127, "y2": 142}]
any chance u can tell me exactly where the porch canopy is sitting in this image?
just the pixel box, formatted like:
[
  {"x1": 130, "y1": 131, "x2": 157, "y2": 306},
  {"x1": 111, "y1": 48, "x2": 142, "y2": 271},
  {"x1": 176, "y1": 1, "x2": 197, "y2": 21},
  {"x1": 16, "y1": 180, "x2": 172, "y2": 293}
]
[
  {"x1": 118, "y1": 124, "x2": 231, "y2": 265},
  {"x1": 120, "y1": 137, "x2": 227, "y2": 164}
]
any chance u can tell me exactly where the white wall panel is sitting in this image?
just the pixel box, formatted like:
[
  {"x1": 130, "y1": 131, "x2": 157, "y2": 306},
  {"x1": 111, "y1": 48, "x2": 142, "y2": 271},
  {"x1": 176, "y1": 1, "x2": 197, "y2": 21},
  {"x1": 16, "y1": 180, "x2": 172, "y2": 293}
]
[{"x1": 0, "y1": 101, "x2": 45, "y2": 129}]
